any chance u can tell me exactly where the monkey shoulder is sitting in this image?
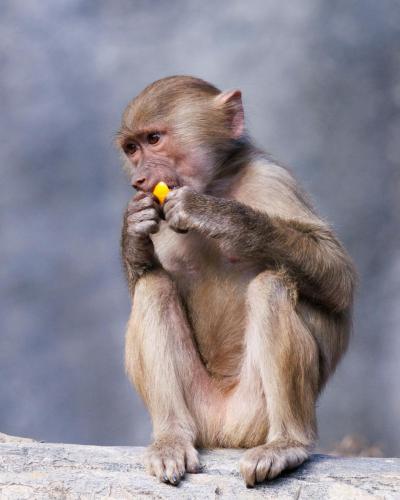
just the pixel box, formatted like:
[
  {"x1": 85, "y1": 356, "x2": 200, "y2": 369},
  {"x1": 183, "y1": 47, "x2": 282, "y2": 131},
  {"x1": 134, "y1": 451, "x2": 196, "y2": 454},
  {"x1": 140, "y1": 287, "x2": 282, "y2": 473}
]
[{"x1": 231, "y1": 159, "x2": 320, "y2": 223}]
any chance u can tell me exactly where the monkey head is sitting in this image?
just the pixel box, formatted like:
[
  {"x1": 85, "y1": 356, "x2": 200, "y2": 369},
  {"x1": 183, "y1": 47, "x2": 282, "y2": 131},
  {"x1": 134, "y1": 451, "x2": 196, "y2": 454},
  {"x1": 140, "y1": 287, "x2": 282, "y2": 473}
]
[{"x1": 116, "y1": 76, "x2": 245, "y2": 195}]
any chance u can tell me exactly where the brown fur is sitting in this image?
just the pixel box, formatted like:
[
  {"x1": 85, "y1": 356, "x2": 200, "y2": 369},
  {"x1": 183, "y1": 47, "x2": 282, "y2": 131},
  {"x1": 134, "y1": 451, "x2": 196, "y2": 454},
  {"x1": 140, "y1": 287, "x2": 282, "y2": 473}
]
[{"x1": 118, "y1": 76, "x2": 356, "y2": 486}]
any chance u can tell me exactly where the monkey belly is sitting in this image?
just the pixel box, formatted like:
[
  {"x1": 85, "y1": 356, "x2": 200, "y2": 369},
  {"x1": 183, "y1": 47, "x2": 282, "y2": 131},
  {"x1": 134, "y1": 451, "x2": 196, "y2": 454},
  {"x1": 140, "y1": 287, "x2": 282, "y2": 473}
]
[
  {"x1": 151, "y1": 224, "x2": 254, "y2": 383},
  {"x1": 185, "y1": 272, "x2": 248, "y2": 381}
]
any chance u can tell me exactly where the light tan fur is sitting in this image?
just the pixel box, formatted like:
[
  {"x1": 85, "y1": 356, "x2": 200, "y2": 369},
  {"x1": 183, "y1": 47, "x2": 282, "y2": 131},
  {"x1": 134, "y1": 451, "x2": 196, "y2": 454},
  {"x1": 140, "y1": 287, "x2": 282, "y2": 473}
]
[
  {"x1": 120, "y1": 76, "x2": 356, "y2": 486},
  {"x1": 125, "y1": 160, "x2": 352, "y2": 468}
]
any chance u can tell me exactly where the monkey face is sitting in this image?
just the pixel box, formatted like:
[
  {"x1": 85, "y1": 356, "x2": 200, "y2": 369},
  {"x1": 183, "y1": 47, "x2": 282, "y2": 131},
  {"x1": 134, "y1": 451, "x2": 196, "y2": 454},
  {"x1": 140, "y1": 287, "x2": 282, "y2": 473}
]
[
  {"x1": 122, "y1": 128, "x2": 180, "y2": 192},
  {"x1": 117, "y1": 76, "x2": 246, "y2": 195},
  {"x1": 118, "y1": 124, "x2": 216, "y2": 194}
]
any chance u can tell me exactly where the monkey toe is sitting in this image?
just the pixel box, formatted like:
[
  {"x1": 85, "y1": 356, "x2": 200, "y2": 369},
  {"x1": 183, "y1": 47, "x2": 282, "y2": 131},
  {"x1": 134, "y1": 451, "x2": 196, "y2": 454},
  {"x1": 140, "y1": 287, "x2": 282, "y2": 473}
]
[
  {"x1": 240, "y1": 443, "x2": 309, "y2": 486},
  {"x1": 146, "y1": 438, "x2": 201, "y2": 485},
  {"x1": 185, "y1": 446, "x2": 201, "y2": 473},
  {"x1": 164, "y1": 455, "x2": 185, "y2": 484}
]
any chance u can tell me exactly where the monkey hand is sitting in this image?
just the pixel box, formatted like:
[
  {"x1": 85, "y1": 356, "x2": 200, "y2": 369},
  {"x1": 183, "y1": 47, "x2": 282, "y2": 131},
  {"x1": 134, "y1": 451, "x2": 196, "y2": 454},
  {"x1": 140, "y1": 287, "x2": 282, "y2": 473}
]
[
  {"x1": 126, "y1": 191, "x2": 162, "y2": 238},
  {"x1": 122, "y1": 192, "x2": 163, "y2": 290},
  {"x1": 163, "y1": 186, "x2": 196, "y2": 233}
]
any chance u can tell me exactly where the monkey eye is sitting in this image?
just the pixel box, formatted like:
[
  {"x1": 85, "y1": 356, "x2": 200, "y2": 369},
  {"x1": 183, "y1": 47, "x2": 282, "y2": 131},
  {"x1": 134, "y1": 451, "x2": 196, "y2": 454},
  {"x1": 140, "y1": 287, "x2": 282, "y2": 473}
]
[
  {"x1": 124, "y1": 142, "x2": 138, "y2": 155},
  {"x1": 147, "y1": 132, "x2": 161, "y2": 145}
]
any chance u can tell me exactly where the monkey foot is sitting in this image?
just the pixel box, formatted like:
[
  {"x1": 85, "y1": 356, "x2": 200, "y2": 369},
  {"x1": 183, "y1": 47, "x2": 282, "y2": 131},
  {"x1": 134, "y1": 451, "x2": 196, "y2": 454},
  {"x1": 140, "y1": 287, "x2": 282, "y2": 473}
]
[
  {"x1": 239, "y1": 441, "x2": 309, "y2": 487},
  {"x1": 145, "y1": 436, "x2": 201, "y2": 485}
]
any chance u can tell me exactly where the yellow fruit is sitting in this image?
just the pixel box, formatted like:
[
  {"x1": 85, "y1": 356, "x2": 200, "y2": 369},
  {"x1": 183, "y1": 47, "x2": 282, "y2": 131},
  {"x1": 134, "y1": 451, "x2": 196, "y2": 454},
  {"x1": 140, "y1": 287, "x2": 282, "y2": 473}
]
[{"x1": 152, "y1": 181, "x2": 170, "y2": 204}]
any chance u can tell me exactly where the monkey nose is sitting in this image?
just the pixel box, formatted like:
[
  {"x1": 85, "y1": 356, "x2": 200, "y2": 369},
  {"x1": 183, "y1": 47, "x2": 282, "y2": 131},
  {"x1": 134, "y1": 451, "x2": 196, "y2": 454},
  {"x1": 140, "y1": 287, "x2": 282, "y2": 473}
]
[{"x1": 132, "y1": 176, "x2": 146, "y2": 190}]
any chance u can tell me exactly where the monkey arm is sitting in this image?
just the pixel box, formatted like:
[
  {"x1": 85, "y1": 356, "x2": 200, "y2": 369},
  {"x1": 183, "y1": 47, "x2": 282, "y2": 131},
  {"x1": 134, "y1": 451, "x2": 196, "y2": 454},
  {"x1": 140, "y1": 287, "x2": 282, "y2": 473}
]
[
  {"x1": 121, "y1": 209, "x2": 161, "y2": 296},
  {"x1": 185, "y1": 193, "x2": 356, "y2": 313}
]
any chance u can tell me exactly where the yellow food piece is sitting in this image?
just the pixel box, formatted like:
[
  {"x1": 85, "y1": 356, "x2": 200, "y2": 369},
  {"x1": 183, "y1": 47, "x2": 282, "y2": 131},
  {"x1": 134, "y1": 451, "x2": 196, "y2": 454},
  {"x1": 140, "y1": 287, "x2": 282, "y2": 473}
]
[{"x1": 152, "y1": 181, "x2": 170, "y2": 204}]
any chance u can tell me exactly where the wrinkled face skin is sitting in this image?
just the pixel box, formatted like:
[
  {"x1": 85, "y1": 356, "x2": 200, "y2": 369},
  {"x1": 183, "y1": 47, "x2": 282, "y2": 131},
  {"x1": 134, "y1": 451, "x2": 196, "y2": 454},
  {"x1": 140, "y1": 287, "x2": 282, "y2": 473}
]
[{"x1": 118, "y1": 119, "x2": 214, "y2": 194}]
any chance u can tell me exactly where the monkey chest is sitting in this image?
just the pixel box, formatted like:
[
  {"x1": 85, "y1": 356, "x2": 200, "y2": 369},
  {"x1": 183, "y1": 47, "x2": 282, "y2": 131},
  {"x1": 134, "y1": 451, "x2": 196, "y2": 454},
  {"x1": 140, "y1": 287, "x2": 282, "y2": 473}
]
[{"x1": 151, "y1": 222, "x2": 251, "y2": 277}]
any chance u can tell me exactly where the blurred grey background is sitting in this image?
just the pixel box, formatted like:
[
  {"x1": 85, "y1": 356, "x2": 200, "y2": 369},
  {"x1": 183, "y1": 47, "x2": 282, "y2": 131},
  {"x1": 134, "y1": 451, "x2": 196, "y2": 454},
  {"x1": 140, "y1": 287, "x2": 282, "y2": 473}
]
[{"x1": 1, "y1": 1, "x2": 399, "y2": 455}]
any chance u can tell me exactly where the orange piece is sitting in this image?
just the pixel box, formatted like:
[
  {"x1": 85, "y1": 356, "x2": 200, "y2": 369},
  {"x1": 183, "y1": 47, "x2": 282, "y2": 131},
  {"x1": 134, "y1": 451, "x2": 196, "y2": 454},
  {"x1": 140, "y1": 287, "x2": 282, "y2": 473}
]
[{"x1": 152, "y1": 181, "x2": 170, "y2": 204}]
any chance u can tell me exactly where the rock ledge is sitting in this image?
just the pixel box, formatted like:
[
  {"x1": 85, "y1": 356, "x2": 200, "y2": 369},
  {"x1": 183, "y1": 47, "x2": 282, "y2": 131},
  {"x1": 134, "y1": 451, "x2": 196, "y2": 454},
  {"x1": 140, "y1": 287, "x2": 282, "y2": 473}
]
[{"x1": 0, "y1": 439, "x2": 399, "y2": 499}]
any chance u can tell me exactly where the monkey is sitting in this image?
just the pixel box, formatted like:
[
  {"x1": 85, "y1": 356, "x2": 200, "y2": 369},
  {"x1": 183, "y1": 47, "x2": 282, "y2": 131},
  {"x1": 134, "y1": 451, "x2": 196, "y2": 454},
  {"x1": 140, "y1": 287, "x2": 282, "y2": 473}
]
[{"x1": 116, "y1": 76, "x2": 356, "y2": 487}]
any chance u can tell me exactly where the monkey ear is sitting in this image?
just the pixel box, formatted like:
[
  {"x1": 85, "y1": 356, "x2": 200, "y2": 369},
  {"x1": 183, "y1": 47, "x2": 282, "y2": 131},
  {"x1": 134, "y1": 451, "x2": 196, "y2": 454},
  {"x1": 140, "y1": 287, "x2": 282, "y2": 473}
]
[{"x1": 215, "y1": 90, "x2": 244, "y2": 139}]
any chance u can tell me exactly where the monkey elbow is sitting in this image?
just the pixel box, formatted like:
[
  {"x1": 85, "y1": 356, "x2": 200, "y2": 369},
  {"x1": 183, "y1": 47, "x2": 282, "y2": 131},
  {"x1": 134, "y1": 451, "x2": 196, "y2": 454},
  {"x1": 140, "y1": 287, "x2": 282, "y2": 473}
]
[
  {"x1": 326, "y1": 259, "x2": 357, "y2": 313},
  {"x1": 341, "y1": 261, "x2": 357, "y2": 310},
  {"x1": 299, "y1": 234, "x2": 356, "y2": 313},
  {"x1": 332, "y1": 279, "x2": 354, "y2": 313}
]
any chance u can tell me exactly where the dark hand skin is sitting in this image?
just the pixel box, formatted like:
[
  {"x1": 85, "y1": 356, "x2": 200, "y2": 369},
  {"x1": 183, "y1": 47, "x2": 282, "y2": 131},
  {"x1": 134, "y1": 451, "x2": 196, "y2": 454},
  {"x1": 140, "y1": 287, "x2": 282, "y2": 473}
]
[
  {"x1": 163, "y1": 186, "x2": 194, "y2": 233},
  {"x1": 164, "y1": 186, "x2": 354, "y2": 313},
  {"x1": 121, "y1": 191, "x2": 163, "y2": 294}
]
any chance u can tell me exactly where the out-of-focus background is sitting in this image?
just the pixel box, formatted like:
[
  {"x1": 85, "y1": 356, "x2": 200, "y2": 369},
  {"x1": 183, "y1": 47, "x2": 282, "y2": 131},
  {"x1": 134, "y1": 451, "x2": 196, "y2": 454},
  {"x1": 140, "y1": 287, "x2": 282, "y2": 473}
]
[{"x1": 1, "y1": 1, "x2": 399, "y2": 456}]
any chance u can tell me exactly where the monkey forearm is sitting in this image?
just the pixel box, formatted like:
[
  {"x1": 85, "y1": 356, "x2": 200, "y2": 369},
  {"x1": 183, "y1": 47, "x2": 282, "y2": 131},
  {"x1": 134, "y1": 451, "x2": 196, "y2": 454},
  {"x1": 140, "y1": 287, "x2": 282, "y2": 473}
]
[
  {"x1": 186, "y1": 193, "x2": 356, "y2": 312},
  {"x1": 121, "y1": 220, "x2": 160, "y2": 296},
  {"x1": 122, "y1": 238, "x2": 160, "y2": 295}
]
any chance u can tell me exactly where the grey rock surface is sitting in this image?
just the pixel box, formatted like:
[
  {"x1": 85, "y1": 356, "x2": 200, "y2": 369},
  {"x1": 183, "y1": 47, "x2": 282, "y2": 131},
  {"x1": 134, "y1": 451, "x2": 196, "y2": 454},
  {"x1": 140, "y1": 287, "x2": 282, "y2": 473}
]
[{"x1": 0, "y1": 442, "x2": 399, "y2": 499}]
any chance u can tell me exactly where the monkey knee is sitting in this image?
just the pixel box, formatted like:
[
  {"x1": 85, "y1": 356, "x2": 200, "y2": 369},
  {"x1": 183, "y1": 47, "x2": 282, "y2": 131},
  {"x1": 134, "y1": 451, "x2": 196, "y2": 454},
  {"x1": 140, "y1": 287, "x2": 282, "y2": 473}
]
[
  {"x1": 135, "y1": 267, "x2": 170, "y2": 288},
  {"x1": 134, "y1": 268, "x2": 178, "y2": 303},
  {"x1": 247, "y1": 270, "x2": 298, "y2": 307},
  {"x1": 247, "y1": 270, "x2": 317, "y2": 366}
]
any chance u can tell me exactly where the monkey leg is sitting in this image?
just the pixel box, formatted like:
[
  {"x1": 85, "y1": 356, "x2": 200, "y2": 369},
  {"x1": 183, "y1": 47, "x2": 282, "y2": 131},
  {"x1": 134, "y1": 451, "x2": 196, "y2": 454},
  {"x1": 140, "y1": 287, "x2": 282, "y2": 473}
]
[
  {"x1": 227, "y1": 270, "x2": 320, "y2": 486},
  {"x1": 125, "y1": 268, "x2": 216, "y2": 484}
]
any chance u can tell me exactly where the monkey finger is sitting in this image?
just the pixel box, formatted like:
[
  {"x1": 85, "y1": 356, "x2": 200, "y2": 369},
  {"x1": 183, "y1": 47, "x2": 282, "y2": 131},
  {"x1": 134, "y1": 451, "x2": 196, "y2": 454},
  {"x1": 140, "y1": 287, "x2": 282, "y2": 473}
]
[
  {"x1": 165, "y1": 185, "x2": 192, "y2": 204},
  {"x1": 128, "y1": 220, "x2": 159, "y2": 236},
  {"x1": 128, "y1": 195, "x2": 154, "y2": 214},
  {"x1": 167, "y1": 215, "x2": 190, "y2": 232},
  {"x1": 165, "y1": 216, "x2": 180, "y2": 231},
  {"x1": 165, "y1": 209, "x2": 190, "y2": 232},
  {"x1": 163, "y1": 192, "x2": 176, "y2": 205},
  {"x1": 163, "y1": 200, "x2": 181, "y2": 221},
  {"x1": 152, "y1": 198, "x2": 164, "y2": 218},
  {"x1": 163, "y1": 188, "x2": 181, "y2": 204},
  {"x1": 127, "y1": 208, "x2": 159, "y2": 224},
  {"x1": 131, "y1": 191, "x2": 149, "y2": 202},
  {"x1": 162, "y1": 196, "x2": 176, "y2": 212},
  {"x1": 147, "y1": 221, "x2": 160, "y2": 234}
]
